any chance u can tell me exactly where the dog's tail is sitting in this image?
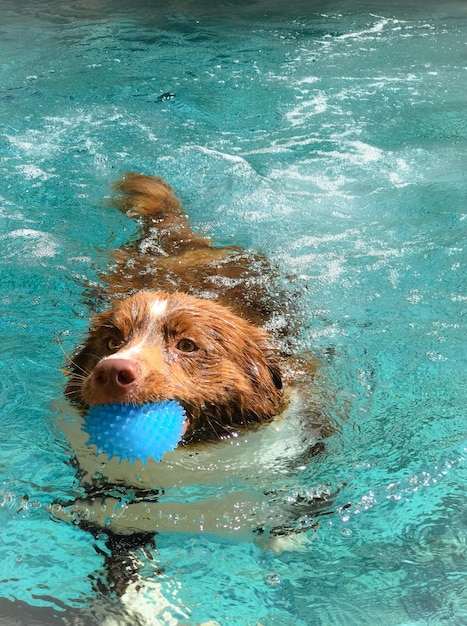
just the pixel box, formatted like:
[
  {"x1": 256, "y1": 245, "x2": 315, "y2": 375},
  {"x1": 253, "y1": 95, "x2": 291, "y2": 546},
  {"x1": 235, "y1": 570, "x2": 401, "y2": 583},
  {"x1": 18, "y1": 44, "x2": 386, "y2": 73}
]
[
  {"x1": 111, "y1": 172, "x2": 211, "y2": 257},
  {"x1": 113, "y1": 172, "x2": 182, "y2": 219}
]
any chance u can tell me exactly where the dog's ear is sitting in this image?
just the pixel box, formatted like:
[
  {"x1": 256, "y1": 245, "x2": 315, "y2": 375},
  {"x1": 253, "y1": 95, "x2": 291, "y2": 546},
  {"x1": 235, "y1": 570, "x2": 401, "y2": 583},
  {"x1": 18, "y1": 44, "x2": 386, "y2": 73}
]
[
  {"x1": 246, "y1": 349, "x2": 282, "y2": 391},
  {"x1": 253, "y1": 352, "x2": 283, "y2": 398},
  {"x1": 267, "y1": 359, "x2": 283, "y2": 391},
  {"x1": 235, "y1": 328, "x2": 284, "y2": 420}
]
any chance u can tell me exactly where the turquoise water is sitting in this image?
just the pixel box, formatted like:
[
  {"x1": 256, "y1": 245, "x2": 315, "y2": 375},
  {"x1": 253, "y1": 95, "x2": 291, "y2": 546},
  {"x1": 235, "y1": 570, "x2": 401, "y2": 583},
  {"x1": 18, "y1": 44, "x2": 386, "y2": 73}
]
[{"x1": 0, "y1": 0, "x2": 466, "y2": 624}]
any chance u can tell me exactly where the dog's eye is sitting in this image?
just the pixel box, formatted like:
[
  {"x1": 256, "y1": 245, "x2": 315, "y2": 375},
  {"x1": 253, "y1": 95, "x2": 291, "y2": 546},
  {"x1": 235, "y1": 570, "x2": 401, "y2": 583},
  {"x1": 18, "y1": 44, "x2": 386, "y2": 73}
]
[
  {"x1": 105, "y1": 337, "x2": 122, "y2": 351},
  {"x1": 176, "y1": 338, "x2": 198, "y2": 353}
]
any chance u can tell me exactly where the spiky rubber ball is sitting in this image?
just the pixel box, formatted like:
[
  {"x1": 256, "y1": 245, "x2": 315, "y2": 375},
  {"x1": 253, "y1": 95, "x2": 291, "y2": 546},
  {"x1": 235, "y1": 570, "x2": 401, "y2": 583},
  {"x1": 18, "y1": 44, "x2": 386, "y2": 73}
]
[{"x1": 83, "y1": 400, "x2": 186, "y2": 464}]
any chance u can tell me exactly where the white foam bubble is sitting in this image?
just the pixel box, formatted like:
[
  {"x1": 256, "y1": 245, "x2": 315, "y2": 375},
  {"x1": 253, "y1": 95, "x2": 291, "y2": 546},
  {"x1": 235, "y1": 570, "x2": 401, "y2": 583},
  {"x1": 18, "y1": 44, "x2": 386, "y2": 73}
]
[{"x1": 1, "y1": 229, "x2": 59, "y2": 258}]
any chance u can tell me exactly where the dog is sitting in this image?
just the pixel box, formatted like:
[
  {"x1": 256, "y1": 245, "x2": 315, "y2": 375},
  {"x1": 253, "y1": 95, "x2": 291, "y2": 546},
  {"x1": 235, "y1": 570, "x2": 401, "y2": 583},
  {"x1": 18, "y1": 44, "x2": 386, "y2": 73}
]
[
  {"x1": 55, "y1": 173, "x2": 332, "y2": 611},
  {"x1": 65, "y1": 173, "x2": 324, "y2": 441}
]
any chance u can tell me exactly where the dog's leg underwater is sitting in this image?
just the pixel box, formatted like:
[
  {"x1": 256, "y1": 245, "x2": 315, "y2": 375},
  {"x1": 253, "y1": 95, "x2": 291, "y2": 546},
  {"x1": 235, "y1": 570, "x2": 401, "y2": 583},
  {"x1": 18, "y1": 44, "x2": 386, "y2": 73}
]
[{"x1": 84, "y1": 526, "x2": 192, "y2": 625}]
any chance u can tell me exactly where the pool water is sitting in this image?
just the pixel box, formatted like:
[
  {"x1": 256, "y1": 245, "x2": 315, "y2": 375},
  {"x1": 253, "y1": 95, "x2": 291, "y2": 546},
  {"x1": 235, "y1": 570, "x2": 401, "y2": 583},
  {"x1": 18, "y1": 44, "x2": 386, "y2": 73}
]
[{"x1": 0, "y1": 0, "x2": 466, "y2": 624}]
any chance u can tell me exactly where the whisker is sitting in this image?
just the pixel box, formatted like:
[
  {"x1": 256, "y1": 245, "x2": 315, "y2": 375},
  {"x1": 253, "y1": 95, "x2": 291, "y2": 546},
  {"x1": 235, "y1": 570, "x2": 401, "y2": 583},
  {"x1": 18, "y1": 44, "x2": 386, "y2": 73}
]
[
  {"x1": 206, "y1": 415, "x2": 221, "y2": 439},
  {"x1": 206, "y1": 415, "x2": 232, "y2": 440},
  {"x1": 65, "y1": 372, "x2": 88, "y2": 383},
  {"x1": 55, "y1": 332, "x2": 75, "y2": 365}
]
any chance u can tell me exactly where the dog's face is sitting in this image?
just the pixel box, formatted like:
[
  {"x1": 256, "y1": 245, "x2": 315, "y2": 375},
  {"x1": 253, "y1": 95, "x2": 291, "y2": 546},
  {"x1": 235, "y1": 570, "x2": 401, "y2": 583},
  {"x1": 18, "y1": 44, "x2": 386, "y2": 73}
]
[{"x1": 65, "y1": 291, "x2": 283, "y2": 441}]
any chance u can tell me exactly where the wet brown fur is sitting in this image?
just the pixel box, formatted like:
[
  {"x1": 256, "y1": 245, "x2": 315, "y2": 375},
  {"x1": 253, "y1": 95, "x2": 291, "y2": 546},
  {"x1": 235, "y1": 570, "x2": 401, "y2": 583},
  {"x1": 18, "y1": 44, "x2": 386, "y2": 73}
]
[{"x1": 65, "y1": 173, "x2": 316, "y2": 442}]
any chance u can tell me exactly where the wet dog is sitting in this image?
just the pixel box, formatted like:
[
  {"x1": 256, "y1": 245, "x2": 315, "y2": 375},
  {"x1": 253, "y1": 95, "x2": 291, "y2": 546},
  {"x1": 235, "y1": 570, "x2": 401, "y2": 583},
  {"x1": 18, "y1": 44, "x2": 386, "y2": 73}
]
[
  {"x1": 56, "y1": 173, "x2": 331, "y2": 614},
  {"x1": 65, "y1": 172, "x2": 324, "y2": 445}
]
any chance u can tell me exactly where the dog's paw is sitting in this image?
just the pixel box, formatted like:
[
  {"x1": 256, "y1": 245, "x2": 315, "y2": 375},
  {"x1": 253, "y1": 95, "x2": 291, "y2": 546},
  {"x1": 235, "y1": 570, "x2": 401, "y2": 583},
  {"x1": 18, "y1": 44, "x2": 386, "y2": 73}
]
[
  {"x1": 98, "y1": 577, "x2": 189, "y2": 626},
  {"x1": 254, "y1": 524, "x2": 318, "y2": 553}
]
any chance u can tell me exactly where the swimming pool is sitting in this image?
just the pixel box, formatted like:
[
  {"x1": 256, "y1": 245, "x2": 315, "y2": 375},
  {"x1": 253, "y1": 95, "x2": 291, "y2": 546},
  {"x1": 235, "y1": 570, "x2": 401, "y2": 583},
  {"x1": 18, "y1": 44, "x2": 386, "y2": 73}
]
[{"x1": 0, "y1": 0, "x2": 465, "y2": 624}]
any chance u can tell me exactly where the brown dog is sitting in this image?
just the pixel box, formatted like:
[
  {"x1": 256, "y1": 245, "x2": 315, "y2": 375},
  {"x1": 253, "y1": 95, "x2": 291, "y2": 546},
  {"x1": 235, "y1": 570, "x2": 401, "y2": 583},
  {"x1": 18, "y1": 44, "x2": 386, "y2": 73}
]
[
  {"x1": 65, "y1": 173, "x2": 319, "y2": 443},
  {"x1": 54, "y1": 174, "x2": 331, "y2": 609}
]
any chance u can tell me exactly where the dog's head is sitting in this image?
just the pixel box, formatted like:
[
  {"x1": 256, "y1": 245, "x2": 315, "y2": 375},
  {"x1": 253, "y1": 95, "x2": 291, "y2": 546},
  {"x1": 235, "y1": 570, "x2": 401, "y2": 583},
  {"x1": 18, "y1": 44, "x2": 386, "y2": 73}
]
[{"x1": 65, "y1": 291, "x2": 284, "y2": 441}]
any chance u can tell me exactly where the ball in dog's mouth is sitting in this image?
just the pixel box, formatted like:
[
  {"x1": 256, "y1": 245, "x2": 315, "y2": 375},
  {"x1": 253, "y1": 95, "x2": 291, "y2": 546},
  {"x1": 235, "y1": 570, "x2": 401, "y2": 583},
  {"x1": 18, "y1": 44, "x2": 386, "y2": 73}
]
[{"x1": 83, "y1": 400, "x2": 186, "y2": 464}]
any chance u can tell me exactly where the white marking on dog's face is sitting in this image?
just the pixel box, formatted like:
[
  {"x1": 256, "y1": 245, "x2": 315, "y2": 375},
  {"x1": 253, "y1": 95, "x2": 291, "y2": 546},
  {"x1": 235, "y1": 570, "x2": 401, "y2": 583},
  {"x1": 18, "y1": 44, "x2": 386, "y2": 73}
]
[
  {"x1": 105, "y1": 341, "x2": 145, "y2": 361},
  {"x1": 103, "y1": 298, "x2": 168, "y2": 363},
  {"x1": 150, "y1": 297, "x2": 168, "y2": 320}
]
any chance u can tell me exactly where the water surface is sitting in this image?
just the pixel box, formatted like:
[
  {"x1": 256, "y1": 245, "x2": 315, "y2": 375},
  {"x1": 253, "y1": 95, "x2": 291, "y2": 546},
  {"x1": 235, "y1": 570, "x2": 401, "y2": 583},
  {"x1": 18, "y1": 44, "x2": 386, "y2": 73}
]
[{"x1": 0, "y1": 0, "x2": 466, "y2": 624}]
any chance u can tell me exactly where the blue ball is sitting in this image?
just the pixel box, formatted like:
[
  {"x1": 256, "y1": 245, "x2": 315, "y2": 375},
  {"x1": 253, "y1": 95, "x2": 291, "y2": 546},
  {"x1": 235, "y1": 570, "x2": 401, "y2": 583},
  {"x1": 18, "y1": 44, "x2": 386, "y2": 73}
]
[{"x1": 83, "y1": 401, "x2": 186, "y2": 465}]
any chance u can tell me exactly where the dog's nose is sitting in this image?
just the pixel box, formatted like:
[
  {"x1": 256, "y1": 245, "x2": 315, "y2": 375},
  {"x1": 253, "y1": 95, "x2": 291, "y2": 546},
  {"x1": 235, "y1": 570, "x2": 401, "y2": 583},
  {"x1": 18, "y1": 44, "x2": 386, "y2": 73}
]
[{"x1": 93, "y1": 358, "x2": 140, "y2": 393}]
